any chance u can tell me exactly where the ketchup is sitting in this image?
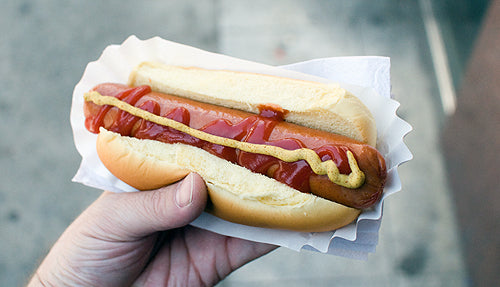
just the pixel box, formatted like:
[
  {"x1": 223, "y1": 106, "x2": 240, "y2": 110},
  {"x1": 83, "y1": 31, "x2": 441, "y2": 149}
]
[{"x1": 86, "y1": 85, "x2": 353, "y2": 194}]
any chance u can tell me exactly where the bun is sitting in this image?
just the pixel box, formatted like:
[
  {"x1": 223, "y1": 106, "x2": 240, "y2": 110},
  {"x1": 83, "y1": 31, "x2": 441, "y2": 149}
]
[
  {"x1": 128, "y1": 62, "x2": 377, "y2": 146},
  {"x1": 97, "y1": 128, "x2": 360, "y2": 232}
]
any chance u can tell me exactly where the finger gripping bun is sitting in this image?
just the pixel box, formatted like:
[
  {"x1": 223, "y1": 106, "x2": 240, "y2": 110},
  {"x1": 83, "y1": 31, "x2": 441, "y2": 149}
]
[{"x1": 97, "y1": 129, "x2": 360, "y2": 232}]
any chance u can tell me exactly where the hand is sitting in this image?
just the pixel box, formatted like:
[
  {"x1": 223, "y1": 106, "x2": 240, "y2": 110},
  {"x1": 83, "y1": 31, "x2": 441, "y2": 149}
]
[{"x1": 28, "y1": 173, "x2": 276, "y2": 286}]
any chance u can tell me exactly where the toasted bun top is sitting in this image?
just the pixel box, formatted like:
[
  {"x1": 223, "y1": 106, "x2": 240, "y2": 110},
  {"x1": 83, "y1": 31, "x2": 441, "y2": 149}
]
[
  {"x1": 128, "y1": 62, "x2": 377, "y2": 146},
  {"x1": 96, "y1": 129, "x2": 360, "y2": 232}
]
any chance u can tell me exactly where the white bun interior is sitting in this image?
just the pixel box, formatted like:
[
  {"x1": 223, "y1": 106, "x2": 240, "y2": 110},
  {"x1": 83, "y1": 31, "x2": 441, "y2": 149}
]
[
  {"x1": 128, "y1": 62, "x2": 377, "y2": 146},
  {"x1": 97, "y1": 129, "x2": 360, "y2": 232}
]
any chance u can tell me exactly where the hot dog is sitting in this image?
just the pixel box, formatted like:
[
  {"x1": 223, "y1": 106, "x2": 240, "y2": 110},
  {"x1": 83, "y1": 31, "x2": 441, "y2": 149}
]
[{"x1": 83, "y1": 62, "x2": 387, "y2": 232}]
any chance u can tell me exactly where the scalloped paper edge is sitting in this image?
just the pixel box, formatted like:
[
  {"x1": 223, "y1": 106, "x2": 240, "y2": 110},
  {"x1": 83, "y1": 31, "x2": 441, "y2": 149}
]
[{"x1": 71, "y1": 36, "x2": 412, "y2": 258}]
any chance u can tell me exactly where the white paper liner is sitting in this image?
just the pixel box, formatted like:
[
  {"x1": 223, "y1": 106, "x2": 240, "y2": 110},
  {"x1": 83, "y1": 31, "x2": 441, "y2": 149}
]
[{"x1": 71, "y1": 36, "x2": 412, "y2": 259}]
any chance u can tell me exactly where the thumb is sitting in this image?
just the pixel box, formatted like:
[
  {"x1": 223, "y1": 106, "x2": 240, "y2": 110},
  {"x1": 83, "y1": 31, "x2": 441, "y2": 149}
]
[{"x1": 89, "y1": 173, "x2": 208, "y2": 239}]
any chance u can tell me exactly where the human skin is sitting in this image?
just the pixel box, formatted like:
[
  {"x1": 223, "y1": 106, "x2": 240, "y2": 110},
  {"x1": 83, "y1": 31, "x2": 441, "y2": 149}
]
[{"x1": 28, "y1": 173, "x2": 276, "y2": 286}]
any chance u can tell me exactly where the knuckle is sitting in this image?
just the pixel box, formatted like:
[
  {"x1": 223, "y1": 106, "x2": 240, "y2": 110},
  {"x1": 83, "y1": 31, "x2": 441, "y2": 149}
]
[{"x1": 140, "y1": 189, "x2": 169, "y2": 226}]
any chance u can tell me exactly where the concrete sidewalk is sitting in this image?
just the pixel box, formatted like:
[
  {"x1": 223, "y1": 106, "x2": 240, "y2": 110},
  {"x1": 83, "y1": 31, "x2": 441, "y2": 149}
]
[
  {"x1": 442, "y1": 1, "x2": 500, "y2": 286},
  {"x1": 0, "y1": 1, "x2": 478, "y2": 286}
]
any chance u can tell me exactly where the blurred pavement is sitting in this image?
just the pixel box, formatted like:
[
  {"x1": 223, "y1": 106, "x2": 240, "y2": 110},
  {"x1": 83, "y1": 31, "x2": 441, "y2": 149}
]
[{"x1": 0, "y1": 1, "x2": 491, "y2": 286}]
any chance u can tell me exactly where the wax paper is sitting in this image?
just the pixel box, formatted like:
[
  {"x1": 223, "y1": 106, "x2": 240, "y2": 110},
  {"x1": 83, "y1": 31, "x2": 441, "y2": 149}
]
[{"x1": 71, "y1": 36, "x2": 412, "y2": 259}]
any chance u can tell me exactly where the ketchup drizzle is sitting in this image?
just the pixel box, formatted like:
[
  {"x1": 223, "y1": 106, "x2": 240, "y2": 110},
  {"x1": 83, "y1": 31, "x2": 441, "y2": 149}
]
[{"x1": 86, "y1": 85, "x2": 353, "y2": 194}]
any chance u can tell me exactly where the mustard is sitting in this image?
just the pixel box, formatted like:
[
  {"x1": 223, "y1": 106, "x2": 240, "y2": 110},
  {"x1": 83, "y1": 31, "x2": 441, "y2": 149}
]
[{"x1": 84, "y1": 91, "x2": 365, "y2": 189}]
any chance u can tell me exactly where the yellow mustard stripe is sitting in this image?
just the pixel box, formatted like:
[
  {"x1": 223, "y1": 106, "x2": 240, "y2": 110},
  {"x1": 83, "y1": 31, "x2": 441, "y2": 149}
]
[{"x1": 84, "y1": 91, "x2": 365, "y2": 188}]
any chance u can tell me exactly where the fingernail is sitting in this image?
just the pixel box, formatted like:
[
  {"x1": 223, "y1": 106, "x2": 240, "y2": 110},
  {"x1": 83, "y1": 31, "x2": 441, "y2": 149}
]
[{"x1": 175, "y1": 174, "x2": 194, "y2": 208}]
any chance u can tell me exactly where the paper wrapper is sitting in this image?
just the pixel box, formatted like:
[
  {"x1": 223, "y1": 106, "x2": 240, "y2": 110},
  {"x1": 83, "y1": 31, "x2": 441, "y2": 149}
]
[{"x1": 71, "y1": 36, "x2": 412, "y2": 260}]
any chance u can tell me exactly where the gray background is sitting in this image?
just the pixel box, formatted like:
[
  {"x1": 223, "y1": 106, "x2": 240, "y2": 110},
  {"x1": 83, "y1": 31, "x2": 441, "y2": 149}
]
[{"x1": 1, "y1": 0, "x2": 492, "y2": 286}]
